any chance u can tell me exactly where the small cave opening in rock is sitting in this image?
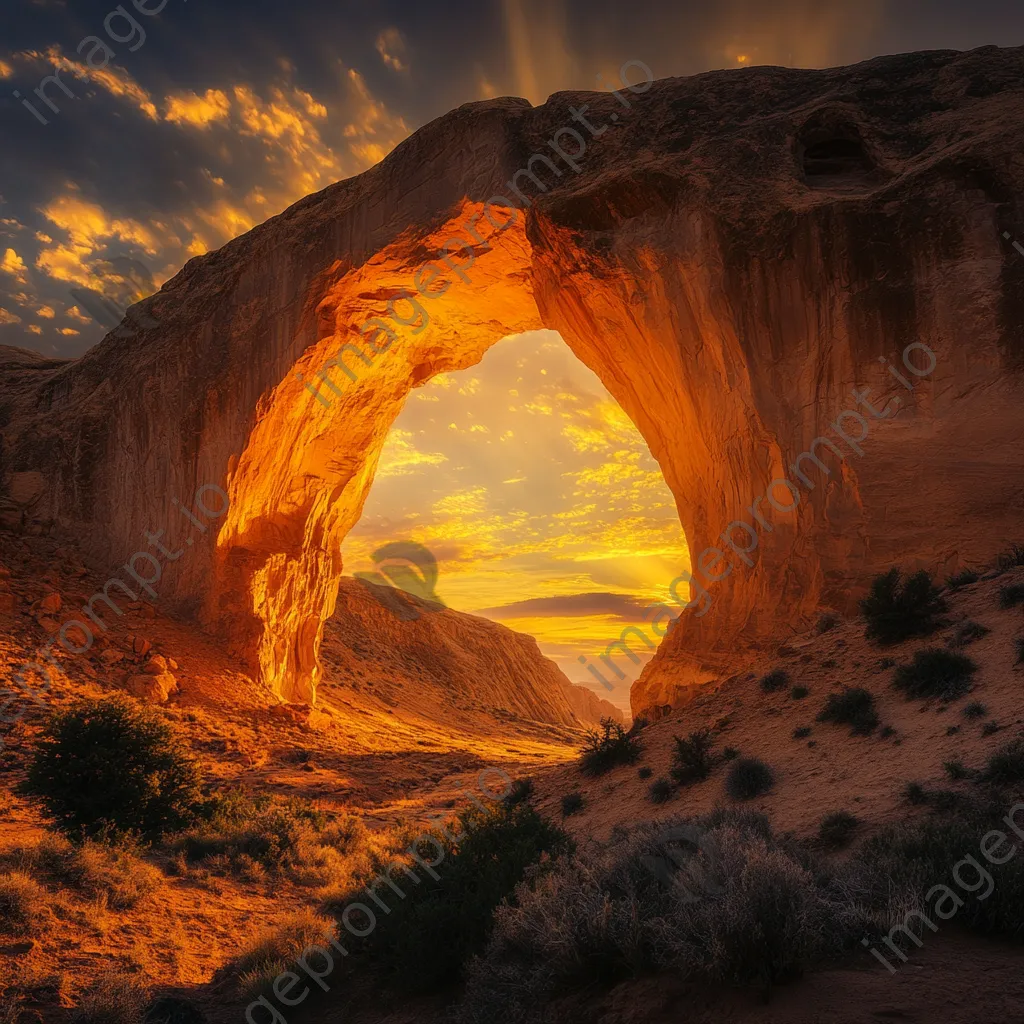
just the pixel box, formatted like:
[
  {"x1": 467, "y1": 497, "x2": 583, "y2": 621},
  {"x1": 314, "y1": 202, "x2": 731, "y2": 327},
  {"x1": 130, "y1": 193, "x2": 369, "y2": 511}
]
[
  {"x1": 338, "y1": 329, "x2": 691, "y2": 722},
  {"x1": 799, "y1": 123, "x2": 875, "y2": 184}
]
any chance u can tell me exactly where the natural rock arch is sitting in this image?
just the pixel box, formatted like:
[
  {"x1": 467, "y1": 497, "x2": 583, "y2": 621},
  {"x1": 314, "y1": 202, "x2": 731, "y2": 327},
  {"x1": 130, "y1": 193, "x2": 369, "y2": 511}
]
[{"x1": 5, "y1": 46, "x2": 1024, "y2": 714}]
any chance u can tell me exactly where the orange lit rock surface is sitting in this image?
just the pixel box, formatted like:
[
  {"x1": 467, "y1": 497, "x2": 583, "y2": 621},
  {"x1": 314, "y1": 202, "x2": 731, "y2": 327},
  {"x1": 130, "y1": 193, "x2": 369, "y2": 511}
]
[{"x1": 3, "y1": 47, "x2": 1024, "y2": 715}]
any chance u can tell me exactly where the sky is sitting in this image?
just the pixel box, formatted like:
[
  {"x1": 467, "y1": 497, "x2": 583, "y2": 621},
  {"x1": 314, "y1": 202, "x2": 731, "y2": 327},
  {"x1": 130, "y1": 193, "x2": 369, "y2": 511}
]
[
  {"x1": 2, "y1": 0, "x2": 1023, "y2": 707},
  {"x1": 341, "y1": 331, "x2": 688, "y2": 712}
]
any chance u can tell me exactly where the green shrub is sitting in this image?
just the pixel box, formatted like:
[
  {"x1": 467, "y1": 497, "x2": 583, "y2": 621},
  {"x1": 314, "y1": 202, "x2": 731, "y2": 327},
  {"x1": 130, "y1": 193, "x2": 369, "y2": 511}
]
[
  {"x1": 996, "y1": 545, "x2": 1024, "y2": 571},
  {"x1": 818, "y1": 811, "x2": 859, "y2": 849},
  {"x1": 946, "y1": 569, "x2": 980, "y2": 590},
  {"x1": 948, "y1": 620, "x2": 990, "y2": 648},
  {"x1": 985, "y1": 740, "x2": 1024, "y2": 786},
  {"x1": 759, "y1": 669, "x2": 789, "y2": 693},
  {"x1": 861, "y1": 568, "x2": 946, "y2": 645},
  {"x1": 725, "y1": 758, "x2": 774, "y2": 801},
  {"x1": 20, "y1": 698, "x2": 202, "y2": 843},
  {"x1": 579, "y1": 719, "x2": 642, "y2": 776},
  {"x1": 504, "y1": 778, "x2": 534, "y2": 808},
  {"x1": 648, "y1": 778, "x2": 674, "y2": 804},
  {"x1": 962, "y1": 701, "x2": 987, "y2": 719},
  {"x1": 998, "y1": 583, "x2": 1024, "y2": 609},
  {"x1": 670, "y1": 728, "x2": 715, "y2": 785},
  {"x1": 817, "y1": 687, "x2": 879, "y2": 735},
  {"x1": 353, "y1": 801, "x2": 573, "y2": 993},
  {"x1": 0, "y1": 871, "x2": 47, "y2": 936},
  {"x1": 70, "y1": 973, "x2": 149, "y2": 1024},
  {"x1": 561, "y1": 793, "x2": 584, "y2": 817},
  {"x1": 790, "y1": 685, "x2": 809, "y2": 700},
  {"x1": 637, "y1": 766, "x2": 653, "y2": 780},
  {"x1": 943, "y1": 758, "x2": 970, "y2": 781},
  {"x1": 892, "y1": 649, "x2": 976, "y2": 701},
  {"x1": 793, "y1": 726, "x2": 812, "y2": 739}
]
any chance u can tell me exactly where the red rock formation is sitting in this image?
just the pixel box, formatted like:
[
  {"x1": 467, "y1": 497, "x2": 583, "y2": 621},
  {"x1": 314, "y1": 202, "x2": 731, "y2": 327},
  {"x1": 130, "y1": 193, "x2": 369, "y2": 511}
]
[
  {"x1": 324, "y1": 578, "x2": 622, "y2": 729},
  {"x1": 3, "y1": 46, "x2": 1024, "y2": 715}
]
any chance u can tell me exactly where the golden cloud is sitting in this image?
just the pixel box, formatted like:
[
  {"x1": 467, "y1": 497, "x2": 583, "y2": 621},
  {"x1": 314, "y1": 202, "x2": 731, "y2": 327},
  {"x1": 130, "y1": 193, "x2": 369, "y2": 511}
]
[
  {"x1": 375, "y1": 28, "x2": 409, "y2": 73},
  {"x1": 164, "y1": 88, "x2": 231, "y2": 128},
  {"x1": 0, "y1": 308, "x2": 22, "y2": 325},
  {"x1": 36, "y1": 306, "x2": 55, "y2": 319},
  {"x1": 1, "y1": 249, "x2": 28, "y2": 285}
]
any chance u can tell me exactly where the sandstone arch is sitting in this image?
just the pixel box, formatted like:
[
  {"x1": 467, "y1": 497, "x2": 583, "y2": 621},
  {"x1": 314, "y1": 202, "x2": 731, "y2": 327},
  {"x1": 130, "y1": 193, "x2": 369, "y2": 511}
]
[{"x1": 5, "y1": 46, "x2": 1024, "y2": 714}]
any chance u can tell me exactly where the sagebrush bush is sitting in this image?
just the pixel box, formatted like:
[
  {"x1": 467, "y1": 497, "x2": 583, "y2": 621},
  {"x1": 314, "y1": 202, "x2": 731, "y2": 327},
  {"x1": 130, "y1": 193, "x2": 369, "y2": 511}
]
[
  {"x1": 790, "y1": 686, "x2": 809, "y2": 700},
  {"x1": 861, "y1": 568, "x2": 946, "y2": 645},
  {"x1": 943, "y1": 759, "x2": 971, "y2": 781},
  {"x1": 725, "y1": 758, "x2": 775, "y2": 801},
  {"x1": 561, "y1": 793, "x2": 584, "y2": 817},
  {"x1": 983, "y1": 721, "x2": 1001, "y2": 737},
  {"x1": 20, "y1": 698, "x2": 202, "y2": 842},
  {"x1": 892, "y1": 649, "x2": 976, "y2": 701},
  {"x1": 985, "y1": 740, "x2": 1024, "y2": 786},
  {"x1": 903, "y1": 782, "x2": 929, "y2": 805},
  {"x1": 637, "y1": 766, "x2": 653, "y2": 780},
  {"x1": 349, "y1": 801, "x2": 573, "y2": 994},
  {"x1": 69, "y1": 973, "x2": 148, "y2": 1024},
  {"x1": 141, "y1": 996, "x2": 206, "y2": 1024},
  {"x1": 793, "y1": 726, "x2": 812, "y2": 739},
  {"x1": 817, "y1": 688, "x2": 879, "y2": 736},
  {"x1": 504, "y1": 778, "x2": 534, "y2": 807},
  {"x1": 946, "y1": 569, "x2": 980, "y2": 590},
  {"x1": 818, "y1": 812, "x2": 859, "y2": 849},
  {"x1": 579, "y1": 719, "x2": 642, "y2": 776},
  {"x1": 999, "y1": 583, "x2": 1024, "y2": 609},
  {"x1": 670, "y1": 729, "x2": 715, "y2": 785},
  {"x1": 648, "y1": 778, "x2": 674, "y2": 804},
  {"x1": 997, "y1": 545, "x2": 1024, "y2": 571},
  {"x1": 948, "y1": 620, "x2": 990, "y2": 648},
  {"x1": 0, "y1": 871, "x2": 47, "y2": 936},
  {"x1": 759, "y1": 669, "x2": 789, "y2": 693},
  {"x1": 962, "y1": 701, "x2": 987, "y2": 719}
]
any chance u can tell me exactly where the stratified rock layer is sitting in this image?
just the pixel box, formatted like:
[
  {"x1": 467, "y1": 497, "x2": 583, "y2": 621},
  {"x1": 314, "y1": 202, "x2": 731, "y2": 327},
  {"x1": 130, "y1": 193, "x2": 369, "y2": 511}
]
[{"x1": 3, "y1": 46, "x2": 1024, "y2": 716}]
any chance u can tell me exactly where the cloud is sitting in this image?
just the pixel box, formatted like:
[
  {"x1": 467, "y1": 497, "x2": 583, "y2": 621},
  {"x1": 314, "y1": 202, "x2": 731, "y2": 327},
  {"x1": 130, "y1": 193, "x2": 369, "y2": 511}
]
[
  {"x1": 0, "y1": 60, "x2": 13, "y2": 79},
  {"x1": 36, "y1": 305, "x2": 54, "y2": 318},
  {"x1": 164, "y1": 88, "x2": 231, "y2": 129},
  {"x1": 375, "y1": 28, "x2": 408, "y2": 73},
  {"x1": 0, "y1": 307, "x2": 22, "y2": 325},
  {"x1": 1, "y1": 249, "x2": 28, "y2": 285},
  {"x1": 477, "y1": 592, "x2": 656, "y2": 620}
]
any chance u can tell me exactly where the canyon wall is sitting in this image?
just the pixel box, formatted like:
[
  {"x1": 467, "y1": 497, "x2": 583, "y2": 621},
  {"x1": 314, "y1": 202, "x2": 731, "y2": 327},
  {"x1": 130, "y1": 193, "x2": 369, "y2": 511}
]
[{"x1": 2, "y1": 46, "x2": 1024, "y2": 715}]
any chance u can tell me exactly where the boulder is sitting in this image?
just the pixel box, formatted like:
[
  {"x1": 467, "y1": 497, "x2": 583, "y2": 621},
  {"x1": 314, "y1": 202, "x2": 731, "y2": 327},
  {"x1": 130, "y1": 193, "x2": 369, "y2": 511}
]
[{"x1": 125, "y1": 671, "x2": 178, "y2": 702}]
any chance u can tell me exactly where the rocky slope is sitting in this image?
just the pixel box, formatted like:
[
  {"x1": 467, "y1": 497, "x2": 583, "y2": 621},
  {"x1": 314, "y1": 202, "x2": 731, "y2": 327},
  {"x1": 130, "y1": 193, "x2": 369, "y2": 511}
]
[
  {"x1": 322, "y1": 577, "x2": 622, "y2": 729},
  {"x1": 2, "y1": 46, "x2": 1024, "y2": 715}
]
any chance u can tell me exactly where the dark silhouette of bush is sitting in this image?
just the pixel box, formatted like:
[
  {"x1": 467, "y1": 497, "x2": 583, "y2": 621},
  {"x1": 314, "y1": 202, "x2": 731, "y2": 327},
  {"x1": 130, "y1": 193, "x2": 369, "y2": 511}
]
[
  {"x1": 999, "y1": 583, "x2": 1024, "y2": 609},
  {"x1": 725, "y1": 757, "x2": 775, "y2": 800},
  {"x1": 861, "y1": 568, "x2": 946, "y2": 645},
  {"x1": 579, "y1": 719, "x2": 642, "y2": 776},
  {"x1": 561, "y1": 793, "x2": 584, "y2": 817},
  {"x1": 504, "y1": 778, "x2": 534, "y2": 808},
  {"x1": 983, "y1": 721, "x2": 1001, "y2": 737},
  {"x1": 144, "y1": 995, "x2": 207, "y2": 1024},
  {"x1": 793, "y1": 726, "x2": 812, "y2": 739},
  {"x1": 892, "y1": 648, "x2": 976, "y2": 701},
  {"x1": 943, "y1": 758, "x2": 970, "y2": 781},
  {"x1": 670, "y1": 728, "x2": 715, "y2": 785},
  {"x1": 790, "y1": 685, "x2": 809, "y2": 700},
  {"x1": 963, "y1": 701, "x2": 987, "y2": 719},
  {"x1": 1016, "y1": 638, "x2": 1024, "y2": 666},
  {"x1": 818, "y1": 811, "x2": 859, "y2": 849},
  {"x1": 948, "y1": 620, "x2": 990, "y2": 648},
  {"x1": 20, "y1": 698, "x2": 202, "y2": 842},
  {"x1": 648, "y1": 778, "x2": 674, "y2": 803},
  {"x1": 985, "y1": 740, "x2": 1024, "y2": 786},
  {"x1": 947, "y1": 569, "x2": 980, "y2": 590},
  {"x1": 637, "y1": 766, "x2": 653, "y2": 780},
  {"x1": 759, "y1": 669, "x2": 789, "y2": 693},
  {"x1": 817, "y1": 687, "x2": 879, "y2": 735},
  {"x1": 903, "y1": 782, "x2": 929, "y2": 805},
  {"x1": 722, "y1": 746, "x2": 739, "y2": 760},
  {"x1": 997, "y1": 545, "x2": 1024, "y2": 571}
]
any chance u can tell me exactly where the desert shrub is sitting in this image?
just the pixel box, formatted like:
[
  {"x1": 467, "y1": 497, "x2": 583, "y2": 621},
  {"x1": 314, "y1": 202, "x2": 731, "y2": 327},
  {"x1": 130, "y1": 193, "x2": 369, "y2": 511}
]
[
  {"x1": 670, "y1": 729, "x2": 715, "y2": 785},
  {"x1": 648, "y1": 778, "x2": 674, "y2": 804},
  {"x1": 790, "y1": 686, "x2": 809, "y2": 700},
  {"x1": 725, "y1": 758, "x2": 774, "y2": 801},
  {"x1": 226, "y1": 909, "x2": 335, "y2": 999},
  {"x1": 70, "y1": 973, "x2": 149, "y2": 1024},
  {"x1": 943, "y1": 759, "x2": 971, "y2": 781},
  {"x1": 143, "y1": 996, "x2": 206, "y2": 1024},
  {"x1": 903, "y1": 782, "x2": 929, "y2": 805},
  {"x1": 818, "y1": 812, "x2": 859, "y2": 849},
  {"x1": 997, "y1": 544, "x2": 1024, "y2": 571},
  {"x1": 722, "y1": 747, "x2": 739, "y2": 761},
  {"x1": 983, "y1": 721, "x2": 1001, "y2": 737},
  {"x1": 1016, "y1": 638, "x2": 1024, "y2": 665},
  {"x1": 0, "y1": 871, "x2": 47, "y2": 936},
  {"x1": 947, "y1": 569, "x2": 980, "y2": 590},
  {"x1": 759, "y1": 669, "x2": 789, "y2": 693},
  {"x1": 817, "y1": 687, "x2": 879, "y2": 736},
  {"x1": 984, "y1": 740, "x2": 1024, "y2": 786},
  {"x1": 579, "y1": 719, "x2": 642, "y2": 776},
  {"x1": 20, "y1": 698, "x2": 202, "y2": 842},
  {"x1": 861, "y1": 568, "x2": 946, "y2": 645},
  {"x1": 350, "y1": 800, "x2": 572, "y2": 994},
  {"x1": 963, "y1": 701, "x2": 987, "y2": 719},
  {"x1": 637, "y1": 766, "x2": 653, "y2": 780},
  {"x1": 816, "y1": 613, "x2": 839, "y2": 634},
  {"x1": 998, "y1": 583, "x2": 1024, "y2": 609},
  {"x1": 879, "y1": 725, "x2": 896, "y2": 739},
  {"x1": 948, "y1": 620, "x2": 990, "y2": 648},
  {"x1": 561, "y1": 793, "x2": 584, "y2": 817},
  {"x1": 946, "y1": 725, "x2": 960, "y2": 736},
  {"x1": 456, "y1": 809, "x2": 866, "y2": 1020},
  {"x1": 504, "y1": 778, "x2": 534, "y2": 808},
  {"x1": 630, "y1": 716, "x2": 649, "y2": 732},
  {"x1": 793, "y1": 726, "x2": 812, "y2": 739},
  {"x1": 892, "y1": 649, "x2": 976, "y2": 701}
]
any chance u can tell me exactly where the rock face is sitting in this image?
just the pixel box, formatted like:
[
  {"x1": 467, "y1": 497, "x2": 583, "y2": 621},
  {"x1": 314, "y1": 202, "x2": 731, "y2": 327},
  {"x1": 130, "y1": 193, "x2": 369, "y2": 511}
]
[
  {"x1": 323, "y1": 578, "x2": 621, "y2": 729},
  {"x1": 2, "y1": 47, "x2": 1024, "y2": 716}
]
